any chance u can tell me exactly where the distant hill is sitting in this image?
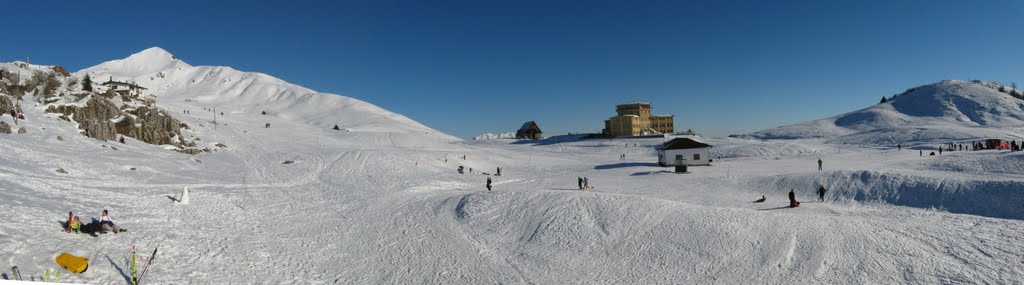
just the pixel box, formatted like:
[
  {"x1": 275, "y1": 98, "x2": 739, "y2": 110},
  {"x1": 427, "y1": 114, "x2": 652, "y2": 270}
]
[{"x1": 734, "y1": 80, "x2": 1024, "y2": 145}]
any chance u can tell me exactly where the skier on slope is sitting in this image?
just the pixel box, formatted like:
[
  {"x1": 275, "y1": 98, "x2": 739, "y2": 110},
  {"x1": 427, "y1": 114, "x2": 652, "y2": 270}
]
[
  {"x1": 817, "y1": 185, "x2": 827, "y2": 202},
  {"x1": 788, "y1": 189, "x2": 799, "y2": 208}
]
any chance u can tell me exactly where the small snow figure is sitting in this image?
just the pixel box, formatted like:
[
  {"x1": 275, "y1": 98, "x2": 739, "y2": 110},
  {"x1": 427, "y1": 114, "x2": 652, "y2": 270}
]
[
  {"x1": 897, "y1": 144, "x2": 901, "y2": 150},
  {"x1": 583, "y1": 177, "x2": 590, "y2": 190},
  {"x1": 788, "y1": 189, "x2": 799, "y2": 208},
  {"x1": 180, "y1": 186, "x2": 190, "y2": 205},
  {"x1": 938, "y1": 147, "x2": 942, "y2": 155},
  {"x1": 578, "y1": 177, "x2": 583, "y2": 190},
  {"x1": 920, "y1": 150, "x2": 922, "y2": 156},
  {"x1": 486, "y1": 177, "x2": 492, "y2": 191},
  {"x1": 496, "y1": 167, "x2": 501, "y2": 176},
  {"x1": 754, "y1": 196, "x2": 766, "y2": 203},
  {"x1": 817, "y1": 158, "x2": 823, "y2": 171},
  {"x1": 817, "y1": 185, "x2": 827, "y2": 202}
]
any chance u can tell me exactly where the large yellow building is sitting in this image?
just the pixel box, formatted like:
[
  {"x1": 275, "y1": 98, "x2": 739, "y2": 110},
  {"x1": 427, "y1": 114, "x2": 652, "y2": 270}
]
[{"x1": 602, "y1": 102, "x2": 674, "y2": 137}]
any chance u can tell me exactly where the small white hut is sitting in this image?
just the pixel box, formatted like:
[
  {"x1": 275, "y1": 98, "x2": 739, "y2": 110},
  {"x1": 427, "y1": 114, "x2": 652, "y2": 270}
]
[{"x1": 657, "y1": 137, "x2": 712, "y2": 166}]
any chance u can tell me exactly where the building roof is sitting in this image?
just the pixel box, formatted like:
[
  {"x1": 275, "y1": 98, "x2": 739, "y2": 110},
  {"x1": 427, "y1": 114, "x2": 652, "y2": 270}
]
[
  {"x1": 518, "y1": 121, "x2": 540, "y2": 132},
  {"x1": 617, "y1": 102, "x2": 651, "y2": 106},
  {"x1": 658, "y1": 138, "x2": 712, "y2": 150},
  {"x1": 101, "y1": 80, "x2": 148, "y2": 90}
]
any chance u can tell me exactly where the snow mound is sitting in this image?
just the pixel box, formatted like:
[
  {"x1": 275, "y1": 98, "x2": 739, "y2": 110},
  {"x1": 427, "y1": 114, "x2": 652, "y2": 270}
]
[
  {"x1": 473, "y1": 132, "x2": 516, "y2": 140},
  {"x1": 738, "y1": 80, "x2": 1024, "y2": 145}
]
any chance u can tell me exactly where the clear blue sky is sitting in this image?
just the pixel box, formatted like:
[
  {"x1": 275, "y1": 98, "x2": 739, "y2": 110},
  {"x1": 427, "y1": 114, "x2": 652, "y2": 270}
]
[{"x1": 2, "y1": 1, "x2": 1022, "y2": 138}]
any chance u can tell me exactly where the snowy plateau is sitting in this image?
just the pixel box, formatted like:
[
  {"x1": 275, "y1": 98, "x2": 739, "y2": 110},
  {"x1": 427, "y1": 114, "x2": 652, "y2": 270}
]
[{"x1": 0, "y1": 48, "x2": 1022, "y2": 284}]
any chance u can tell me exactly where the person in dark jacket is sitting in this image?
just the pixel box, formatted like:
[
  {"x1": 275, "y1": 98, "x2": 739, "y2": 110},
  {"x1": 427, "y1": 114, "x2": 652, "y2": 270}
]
[
  {"x1": 817, "y1": 159, "x2": 823, "y2": 171},
  {"x1": 486, "y1": 177, "x2": 492, "y2": 191},
  {"x1": 788, "y1": 189, "x2": 799, "y2": 207},
  {"x1": 817, "y1": 186, "x2": 827, "y2": 202},
  {"x1": 578, "y1": 177, "x2": 583, "y2": 190}
]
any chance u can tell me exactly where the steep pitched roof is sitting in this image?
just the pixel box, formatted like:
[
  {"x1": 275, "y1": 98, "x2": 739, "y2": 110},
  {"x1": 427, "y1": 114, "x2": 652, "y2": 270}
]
[
  {"x1": 518, "y1": 121, "x2": 540, "y2": 132},
  {"x1": 658, "y1": 138, "x2": 712, "y2": 150}
]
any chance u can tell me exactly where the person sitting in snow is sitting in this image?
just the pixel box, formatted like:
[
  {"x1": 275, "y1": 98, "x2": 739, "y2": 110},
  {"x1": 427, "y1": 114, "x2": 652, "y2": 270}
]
[
  {"x1": 69, "y1": 216, "x2": 81, "y2": 235},
  {"x1": 754, "y1": 196, "x2": 766, "y2": 203},
  {"x1": 99, "y1": 210, "x2": 125, "y2": 234}
]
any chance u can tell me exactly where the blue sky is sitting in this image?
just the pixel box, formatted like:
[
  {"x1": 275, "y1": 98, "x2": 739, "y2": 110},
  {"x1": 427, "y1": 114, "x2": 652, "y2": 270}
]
[{"x1": 2, "y1": 1, "x2": 1022, "y2": 138}]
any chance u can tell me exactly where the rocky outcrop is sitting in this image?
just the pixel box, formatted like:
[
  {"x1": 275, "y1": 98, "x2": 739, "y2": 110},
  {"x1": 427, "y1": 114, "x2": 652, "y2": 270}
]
[
  {"x1": 47, "y1": 96, "x2": 192, "y2": 147},
  {"x1": 0, "y1": 94, "x2": 12, "y2": 115},
  {"x1": 0, "y1": 121, "x2": 10, "y2": 134}
]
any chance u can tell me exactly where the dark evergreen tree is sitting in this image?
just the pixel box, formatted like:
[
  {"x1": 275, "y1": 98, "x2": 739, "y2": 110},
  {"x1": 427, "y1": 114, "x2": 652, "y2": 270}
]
[
  {"x1": 880, "y1": 96, "x2": 888, "y2": 103},
  {"x1": 82, "y1": 74, "x2": 92, "y2": 92}
]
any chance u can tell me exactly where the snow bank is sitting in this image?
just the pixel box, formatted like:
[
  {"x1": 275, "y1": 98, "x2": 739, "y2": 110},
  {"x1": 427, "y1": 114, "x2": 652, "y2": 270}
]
[{"x1": 473, "y1": 132, "x2": 516, "y2": 140}]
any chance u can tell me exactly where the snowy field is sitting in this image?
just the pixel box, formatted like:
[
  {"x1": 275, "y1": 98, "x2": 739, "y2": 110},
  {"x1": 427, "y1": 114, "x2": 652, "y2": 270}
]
[{"x1": 1, "y1": 49, "x2": 1023, "y2": 284}]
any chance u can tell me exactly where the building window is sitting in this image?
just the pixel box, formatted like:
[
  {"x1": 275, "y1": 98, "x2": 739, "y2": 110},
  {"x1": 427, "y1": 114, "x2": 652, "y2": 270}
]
[
  {"x1": 675, "y1": 155, "x2": 683, "y2": 162},
  {"x1": 693, "y1": 154, "x2": 701, "y2": 160}
]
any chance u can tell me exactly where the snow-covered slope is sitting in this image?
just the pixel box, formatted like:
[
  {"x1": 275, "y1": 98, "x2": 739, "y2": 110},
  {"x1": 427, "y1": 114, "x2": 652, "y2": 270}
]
[
  {"x1": 738, "y1": 80, "x2": 1024, "y2": 145},
  {"x1": 76, "y1": 47, "x2": 457, "y2": 142},
  {"x1": 3, "y1": 52, "x2": 1022, "y2": 284}
]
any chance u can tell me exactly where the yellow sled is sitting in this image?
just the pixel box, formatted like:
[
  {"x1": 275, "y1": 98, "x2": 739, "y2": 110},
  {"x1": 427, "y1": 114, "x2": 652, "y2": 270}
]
[{"x1": 55, "y1": 252, "x2": 89, "y2": 273}]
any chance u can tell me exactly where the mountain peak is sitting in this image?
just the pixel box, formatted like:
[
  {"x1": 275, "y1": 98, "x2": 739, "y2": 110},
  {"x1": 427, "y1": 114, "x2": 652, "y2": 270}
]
[
  {"x1": 77, "y1": 46, "x2": 189, "y2": 77},
  {"x1": 121, "y1": 46, "x2": 180, "y2": 67}
]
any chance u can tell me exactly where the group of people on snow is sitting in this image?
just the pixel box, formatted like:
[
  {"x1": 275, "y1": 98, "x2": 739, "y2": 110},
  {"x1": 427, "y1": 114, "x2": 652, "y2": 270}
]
[
  {"x1": 64, "y1": 210, "x2": 126, "y2": 236},
  {"x1": 762, "y1": 185, "x2": 827, "y2": 208},
  {"x1": 577, "y1": 177, "x2": 592, "y2": 191}
]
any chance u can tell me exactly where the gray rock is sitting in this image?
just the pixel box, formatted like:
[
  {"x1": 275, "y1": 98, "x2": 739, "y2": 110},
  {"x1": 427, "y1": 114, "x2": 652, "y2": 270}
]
[
  {"x1": 55, "y1": 168, "x2": 67, "y2": 174},
  {"x1": 57, "y1": 135, "x2": 64, "y2": 141},
  {"x1": 0, "y1": 121, "x2": 10, "y2": 134},
  {"x1": 17, "y1": 127, "x2": 26, "y2": 134}
]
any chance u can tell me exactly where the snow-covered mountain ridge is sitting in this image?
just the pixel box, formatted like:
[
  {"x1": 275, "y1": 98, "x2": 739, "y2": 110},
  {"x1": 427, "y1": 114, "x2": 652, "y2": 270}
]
[
  {"x1": 737, "y1": 80, "x2": 1024, "y2": 145},
  {"x1": 76, "y1": 47, "x2": 457, "y2": 142}
]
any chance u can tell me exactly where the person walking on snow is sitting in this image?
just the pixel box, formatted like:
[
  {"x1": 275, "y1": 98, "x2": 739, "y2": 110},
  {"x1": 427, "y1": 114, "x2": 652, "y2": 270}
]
[
  {"x1": 817, "y1": 158, "x2": 823, "y2": 171},
  {"x1": 486, "y1": 177, "x2": 492, "y2": 191},
  {"x1": 817, "y1": 185, "x2": 827, "y2": 202},
  {"x1": 788, "y1": 189, "x2": 799, "y2": 208},
  {"x1": 898, "y1": 144, "x2": 901, "y2": 150},
  {"x1": 583, "y1": 177, "x2": 590, "y2": 190},
  {"x1": 578, "y1": 177, "x2": 583, "y2": 190}
]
